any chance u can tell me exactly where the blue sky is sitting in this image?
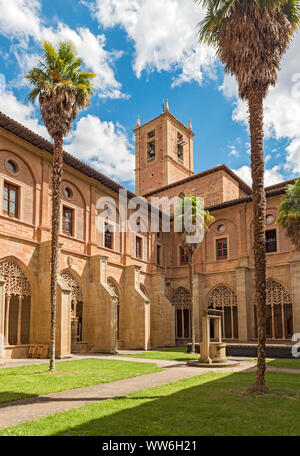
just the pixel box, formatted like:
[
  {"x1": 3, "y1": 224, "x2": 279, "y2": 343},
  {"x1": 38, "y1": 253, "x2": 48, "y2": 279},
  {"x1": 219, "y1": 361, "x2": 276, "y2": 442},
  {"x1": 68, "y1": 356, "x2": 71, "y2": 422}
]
[{"x1": 0, "y1": 0, "x2": 299, "y2": 193}]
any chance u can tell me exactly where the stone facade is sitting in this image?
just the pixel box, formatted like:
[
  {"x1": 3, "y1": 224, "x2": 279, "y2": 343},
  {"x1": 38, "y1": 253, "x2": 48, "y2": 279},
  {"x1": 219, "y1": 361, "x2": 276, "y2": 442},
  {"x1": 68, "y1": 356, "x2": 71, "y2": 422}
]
[{"x1": 0, "y1": 108, "x2": 299, "y2": 359}]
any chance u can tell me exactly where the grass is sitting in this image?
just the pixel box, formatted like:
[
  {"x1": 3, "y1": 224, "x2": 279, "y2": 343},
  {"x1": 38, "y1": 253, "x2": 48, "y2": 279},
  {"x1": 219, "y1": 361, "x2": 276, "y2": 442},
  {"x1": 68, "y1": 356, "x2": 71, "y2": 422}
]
[
  {"x1": 120, "y1": 347, "x2": 200, "y2": 361},
  {"x1": 0, "y1": 359, "x2": 161, "y2": 404},
  {"x1": 2, "y1": 370, "x2": 300, "y2": 436},
  {"x1": 267, "y1": 358, "x2": 300, "y2": 370}
]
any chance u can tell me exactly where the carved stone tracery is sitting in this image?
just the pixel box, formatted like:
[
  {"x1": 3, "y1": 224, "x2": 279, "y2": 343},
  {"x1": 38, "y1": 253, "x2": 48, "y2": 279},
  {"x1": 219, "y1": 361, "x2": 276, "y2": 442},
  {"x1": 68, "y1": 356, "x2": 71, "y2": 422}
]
[
  {"x1": 61, "y1": 271, "x2": 83, "y2": 304},
  {"x1": 208, "y1": 285, "x2": 237, "y2": 308},
  {"x1": 0, "y1": 261, "x2": 31, "y2": 297},
  {"x1": 172, "y1": 287, "x2": 191, "y2": 309}
]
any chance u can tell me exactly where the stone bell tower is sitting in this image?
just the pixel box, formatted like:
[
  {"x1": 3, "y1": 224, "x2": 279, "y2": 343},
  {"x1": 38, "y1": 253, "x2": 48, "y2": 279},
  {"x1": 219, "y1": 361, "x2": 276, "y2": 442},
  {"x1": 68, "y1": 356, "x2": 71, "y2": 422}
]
[{"x1": 134, "y1": 100, "x2": 195, "y2": 196}]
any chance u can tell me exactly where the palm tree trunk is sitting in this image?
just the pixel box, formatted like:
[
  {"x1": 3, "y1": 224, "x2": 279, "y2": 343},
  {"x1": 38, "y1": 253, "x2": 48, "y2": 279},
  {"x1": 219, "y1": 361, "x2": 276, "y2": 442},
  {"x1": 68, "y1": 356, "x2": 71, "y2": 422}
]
[
  {"x1": 49, "y1": 135, "x2": 64, "y2": 372},
  {"x1": 248, "y1": 89, "x2": 269, "y2": 393},
  {"x1": 188, "y1": 250, "x2": 195, "y2": 354}
]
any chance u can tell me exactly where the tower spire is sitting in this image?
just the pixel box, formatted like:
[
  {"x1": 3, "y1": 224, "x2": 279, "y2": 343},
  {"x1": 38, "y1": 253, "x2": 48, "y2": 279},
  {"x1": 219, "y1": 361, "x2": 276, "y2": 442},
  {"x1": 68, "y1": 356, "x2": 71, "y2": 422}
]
[
  {"x1": 163, "y1": 98, "x2": 169, "y2": 113},
  {"x1": 136, "y1": 115, "x2": 140, "y2": 128}
]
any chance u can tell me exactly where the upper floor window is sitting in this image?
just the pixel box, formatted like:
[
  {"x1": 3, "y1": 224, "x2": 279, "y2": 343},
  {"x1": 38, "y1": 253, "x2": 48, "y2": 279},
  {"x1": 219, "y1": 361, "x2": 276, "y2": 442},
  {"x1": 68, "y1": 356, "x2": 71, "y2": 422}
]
[
  {"x1": 147, "y1": 130, "x2": 156, "y2": 162},
  {"x1": 104, "y1": 223, "x2": 113, "y2": 249},
  {"x1": 6, "y1": 160, "x2": 18, "y2": 174},
  {"x1": 136, "y1": 236, "x2": 142, "y2": 259},
  {"x1": 62, "y1": 206, "x2": 73, "y2": 236},
  {"x1": 179, "y1": 246, "x2": 188, "y2": 265},
  {"x1": 157, "y1": 244, "x2": 162, "y2": 265},
  {"x1": 3, "y1": 181, "x2": 19, "y2": 218},
  {"x1": 216, "y1": 238, "x2": 227, "y2": 260},
  {"x1": 177, "y1": 132, "x2": 185, "y2": 162},
  {"x1": 265, "y1": 229, "x2": 277, "y2": 253}
]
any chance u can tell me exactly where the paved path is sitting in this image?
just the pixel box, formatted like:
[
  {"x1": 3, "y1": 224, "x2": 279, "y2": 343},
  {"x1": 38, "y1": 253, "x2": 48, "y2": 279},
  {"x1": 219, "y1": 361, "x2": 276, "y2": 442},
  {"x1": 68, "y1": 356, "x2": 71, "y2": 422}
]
[{"x1": 0, "y1": 356, "x2": 254, "y2": 430}]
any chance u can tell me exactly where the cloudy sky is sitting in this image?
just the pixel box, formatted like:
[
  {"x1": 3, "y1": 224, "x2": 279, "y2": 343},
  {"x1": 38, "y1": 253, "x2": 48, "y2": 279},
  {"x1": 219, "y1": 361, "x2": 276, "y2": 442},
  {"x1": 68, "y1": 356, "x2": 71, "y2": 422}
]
[{"x1": 0, "y1": 0, "x2": 299, "y2": 192}]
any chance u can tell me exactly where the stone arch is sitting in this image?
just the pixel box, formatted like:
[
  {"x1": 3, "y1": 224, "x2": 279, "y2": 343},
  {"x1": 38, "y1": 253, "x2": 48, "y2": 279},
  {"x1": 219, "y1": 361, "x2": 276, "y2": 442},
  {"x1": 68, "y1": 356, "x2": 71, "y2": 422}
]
[
  {"x1": 61, "y1": 270, "x2": 84, "y2": 345},
  {"x1": 171, "y1": 287, "x2": 191, "y2": 342},
  {"x1": 208, "y1": 284, "x2": 238, "y2": 339},
  {"x1": 0, "y1": 258, "x2": 32, "y2": 346},
  {"x1": 253, "y1": 279, "x2": 293, "y2": 339},
  {"x1": 107, "y1": 277, "x2": 121, "y2": 340},
  {"x1": 140, "y1": 284, "x2": 149, "y2": 299}
]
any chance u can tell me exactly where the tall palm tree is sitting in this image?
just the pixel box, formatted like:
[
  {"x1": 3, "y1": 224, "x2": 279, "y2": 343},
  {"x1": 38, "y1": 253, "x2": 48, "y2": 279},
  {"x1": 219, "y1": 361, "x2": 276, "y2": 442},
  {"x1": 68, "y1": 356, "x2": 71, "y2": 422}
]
[
  {"x1": 26, "y1": 41, "x2": 95, "y2": 372},
  {"x1": 176, "y1": 196, "x2": 214, "y2": 353},
  {"x1": 277, "y1": 178, "x2": 300, "y2": 250},
  {"x1": 194, "y1": 0, "x2": 300, "y2": 392}
]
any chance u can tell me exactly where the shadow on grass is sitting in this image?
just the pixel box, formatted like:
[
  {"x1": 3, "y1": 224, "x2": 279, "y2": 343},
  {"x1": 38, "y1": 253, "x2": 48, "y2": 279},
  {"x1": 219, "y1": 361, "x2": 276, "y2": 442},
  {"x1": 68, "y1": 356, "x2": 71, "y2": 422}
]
[
  {"x1": 0, "y1": 392, "x2": 37, "y2": 405},
  {"x1": 46, "y1": 370, "x2": 300, "y2": 437}
]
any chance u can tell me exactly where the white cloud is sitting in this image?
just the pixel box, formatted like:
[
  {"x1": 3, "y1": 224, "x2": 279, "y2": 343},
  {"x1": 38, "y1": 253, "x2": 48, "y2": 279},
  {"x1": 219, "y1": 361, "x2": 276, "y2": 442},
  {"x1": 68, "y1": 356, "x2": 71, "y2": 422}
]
[
  {"x1": 0, "y1": 0, "x2": 41, "y2": 40},
  {"x1": 0, "y1": 0, "x2": 126, "y2": 99},
  {"x1": 228, "y1": 145, "x2": 239, "y2": 158},
  {"x1": 65, "y1": 115, "x2": 135, "y2": 183},
  {"x1": 233, "y1": 165, "x2": 284, "y2": 187},
  {"x1": 89, "y1": 0, "x2": 216, "y2": 86},
  {"x1": 0, "y1": 90, "x2": 49, "y2": 138}
]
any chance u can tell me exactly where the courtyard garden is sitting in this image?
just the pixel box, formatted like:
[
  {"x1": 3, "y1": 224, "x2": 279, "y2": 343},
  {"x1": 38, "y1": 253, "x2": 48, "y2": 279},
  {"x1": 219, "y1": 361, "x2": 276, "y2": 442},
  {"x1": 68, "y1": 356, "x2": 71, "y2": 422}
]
[
  {"x1": 1, "y1": 370, "x2": 300, "y2": 436},
  {"x1": 0, "y1": 359, "x2": 161, "y2": 404}
]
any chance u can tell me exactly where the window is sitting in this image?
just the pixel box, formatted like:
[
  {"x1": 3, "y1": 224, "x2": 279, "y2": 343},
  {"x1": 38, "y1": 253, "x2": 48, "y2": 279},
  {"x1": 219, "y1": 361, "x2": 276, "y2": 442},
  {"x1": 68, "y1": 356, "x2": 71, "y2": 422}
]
[
  {"x1": 62, "y1": 206, "x2": 73, "y2": 236},
  {"x1": 64, "y1": 187, "x2": 73, "y2": 199},
  {"x1": 7, "y1": 160, "x2": 18, "y2": 174},
  {"x1": 3, "y1": 182, "x2": 19, "y2": 218},
  {"x1": 157, "y1": 245, "x2": 162, "y2": 265},
  {"x1": 177, "y1": 132, "x2": 185, "y2": 162},
  {"x1": 179, "y1": 246, "x2": 188, "y2": 265},
  {"x1": 147, "y1": 130, "x2": 156, "y2": 161},
  {"x1": 216, "y1": 238, "x2": 227, "y2": 260},
  {"x1": 104, "y1": 223, "x2": 113, "y2": 249},
  {"x1": 265, "y1": 229, "x2": 277, "y2": 253},
  {"x1": 136, "y1": 236, "x2": 142, "y2": 259}
]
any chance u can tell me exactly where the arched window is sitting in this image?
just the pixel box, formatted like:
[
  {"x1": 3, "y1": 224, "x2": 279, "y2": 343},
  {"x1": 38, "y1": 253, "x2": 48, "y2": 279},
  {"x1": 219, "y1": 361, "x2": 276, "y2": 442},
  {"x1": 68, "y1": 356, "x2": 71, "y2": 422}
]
[
  {"x1": 61, "y1": 271, "x2": 83, "y2": 344},
  {"x1": 208, "y1": 285, "x2": 238, "y2": 339},
  {"x1": 0, "y1": 261, "x2": 32, "y2": 346},
  {"x1": 254, "y1": 279, "x2": 293, "y2": 340},
  {"x1": 172, "y1": 287, "x2": 191, "y2": 341},
  {"x1": 107, "y1": 278, "x2": 120, "y2": 340}
]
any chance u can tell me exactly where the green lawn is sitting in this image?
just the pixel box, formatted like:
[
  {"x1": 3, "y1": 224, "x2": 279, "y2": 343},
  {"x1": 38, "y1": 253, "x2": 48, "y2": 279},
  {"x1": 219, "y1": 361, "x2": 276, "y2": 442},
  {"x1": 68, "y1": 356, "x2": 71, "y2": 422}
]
[
  {"x1": 267, "y1": 358, "x2": 300, "y2": 370},
  {"x1": 0, "y1": 359, "x2": 161, "y2": 404},
  {"x1": 2, "y1": 371, "x2": 300, "y2": 436},
  {"x1": 120, "y1": 347, "x2": 199, "y2": 361}
]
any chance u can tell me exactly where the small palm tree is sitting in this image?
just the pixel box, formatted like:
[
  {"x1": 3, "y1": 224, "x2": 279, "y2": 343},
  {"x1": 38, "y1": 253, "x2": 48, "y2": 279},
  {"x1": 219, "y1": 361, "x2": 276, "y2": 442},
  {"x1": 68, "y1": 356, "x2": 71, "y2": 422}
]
[
  {"x1": 26, "y1": 41, "x2": 95, "y2": 372},
  {"x1": 175, "y1": 196, "x2": 214, "y2": 353},
  {"x1": 194, "y1": 0, "x2": 300, "y2": 392},
  {"x1": 277, "y1": 178, "x2": 300, "y2": 250}
]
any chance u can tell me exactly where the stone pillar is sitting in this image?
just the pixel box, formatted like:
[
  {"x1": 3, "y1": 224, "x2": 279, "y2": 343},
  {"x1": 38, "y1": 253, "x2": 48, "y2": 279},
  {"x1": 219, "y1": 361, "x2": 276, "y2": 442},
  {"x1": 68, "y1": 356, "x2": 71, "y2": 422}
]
[
  {"x1": 0, "y1": 277, "x2": 6, "y2": 359},
  {"x1": 199, "y1": 311, "x2": 211, "y2": 364},
  {"x1": 56, "y1": 276, "x2": 72, "y2": 358},
  {"x1": 150, "y1": 272, "x2": 174, "y2": 347},
  {"x1": 4, "y1": 295, "x2": 11, "y2": 345},
  {"x1": 235, "y1": 266, "x2": 251, "y2": 341},
  {"x1": 17, "y1": 295, "x2": 22, "y2": 345},
  {"x1": 290, "y1": 252, "x2": 300, "y2": 335}
]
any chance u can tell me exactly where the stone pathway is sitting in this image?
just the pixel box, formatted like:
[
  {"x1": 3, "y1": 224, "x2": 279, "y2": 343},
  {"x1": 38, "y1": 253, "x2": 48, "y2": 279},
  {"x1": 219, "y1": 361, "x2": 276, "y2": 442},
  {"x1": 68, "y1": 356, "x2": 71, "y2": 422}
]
[{"x1": 0, "y1": 356, "x2": 255, "y2": 430}]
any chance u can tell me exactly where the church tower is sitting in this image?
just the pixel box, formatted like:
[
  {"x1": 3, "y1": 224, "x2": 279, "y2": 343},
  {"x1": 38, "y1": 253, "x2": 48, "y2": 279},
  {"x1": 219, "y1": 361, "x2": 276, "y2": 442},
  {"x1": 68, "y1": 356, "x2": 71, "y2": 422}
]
[{"x1": 134, "y1": 101, "x2": 195, "y2": 196}]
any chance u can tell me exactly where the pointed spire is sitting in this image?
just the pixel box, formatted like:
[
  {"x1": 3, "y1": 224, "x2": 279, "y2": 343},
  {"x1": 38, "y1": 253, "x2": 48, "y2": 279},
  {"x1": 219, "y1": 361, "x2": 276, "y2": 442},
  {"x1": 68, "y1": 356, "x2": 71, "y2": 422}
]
[
  {"x1": 188, "y1": 119, "x2": 192, "y2": 130},
  {"x1": 136, "y1": 115, "x2": 140, "y2": 128},
  {"x1": 163, "y1": 98, "x2": 169, "y2": 113}
]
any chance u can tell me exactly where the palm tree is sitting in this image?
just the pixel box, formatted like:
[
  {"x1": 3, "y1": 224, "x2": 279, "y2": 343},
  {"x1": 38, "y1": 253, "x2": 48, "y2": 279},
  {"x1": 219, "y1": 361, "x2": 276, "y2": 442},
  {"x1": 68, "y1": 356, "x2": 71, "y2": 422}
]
[
  {"x1": 26, "y1": 41, "x2": 95, "y2": 372},
  {"x1": 277, "y1": 178, "x2": 300, "y2": 250},
  {"x1": 194, "y1": 0, "x2": 300, "y2": 393},
  {"x1": 175, "y1": 196, "x2": 214, "y2": 353}
]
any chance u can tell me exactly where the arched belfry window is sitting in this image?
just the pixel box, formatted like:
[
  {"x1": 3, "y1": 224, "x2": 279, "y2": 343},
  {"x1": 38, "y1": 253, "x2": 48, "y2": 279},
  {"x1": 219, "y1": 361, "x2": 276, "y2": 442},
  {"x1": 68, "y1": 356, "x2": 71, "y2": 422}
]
[
  {"x1": 208, "y1": 285, "x2": 238, "y2": 339},
  {"x1": 61, "y1": 271, "x2": 83, "y2": 343},
  {"x1": 0, "y1": 261, "x2": 32, "y2": 345},
  {"x1": 172, "y1": 287, "x2": 191, "y2": 340},
  {"x1": 254, "y1": 279, "x2": 293, "y2": 340},
  {"x1": 107, "y1": 278, "x2": 120, "y2": 340}
]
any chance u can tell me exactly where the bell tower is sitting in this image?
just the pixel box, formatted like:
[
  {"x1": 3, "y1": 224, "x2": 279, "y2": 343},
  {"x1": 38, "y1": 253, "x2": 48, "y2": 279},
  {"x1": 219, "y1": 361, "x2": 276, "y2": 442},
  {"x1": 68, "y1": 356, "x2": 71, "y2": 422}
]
[{"x1": 134, "y1": 100, "x2": 195, "y2": 196}]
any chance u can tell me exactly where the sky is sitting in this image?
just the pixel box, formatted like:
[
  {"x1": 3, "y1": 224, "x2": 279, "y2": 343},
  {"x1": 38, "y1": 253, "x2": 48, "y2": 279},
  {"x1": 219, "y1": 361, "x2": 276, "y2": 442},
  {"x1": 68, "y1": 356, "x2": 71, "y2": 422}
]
[{"x1": 0, "y1": 0, "x2": 299, "y2": 193}]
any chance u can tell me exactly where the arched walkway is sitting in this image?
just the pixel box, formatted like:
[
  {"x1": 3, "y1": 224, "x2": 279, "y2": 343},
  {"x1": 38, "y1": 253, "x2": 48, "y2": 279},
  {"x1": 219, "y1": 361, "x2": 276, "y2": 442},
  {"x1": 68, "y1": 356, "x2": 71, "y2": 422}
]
[
  {"x1": 0, "y1": 261, "x2": 32, "y2": 346},
  {"x1": 254, "y1": 279, "x2": 293, "y2": 340},
  {"x1": 61, "y1": 271, "x2": 84, "y2": 350},
  {"x1": 208, "y1": 285, "x2": 239, "y2": 340},
  {"x1": 172, "y1": 287, "x2": 191, "y2": 344}
]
